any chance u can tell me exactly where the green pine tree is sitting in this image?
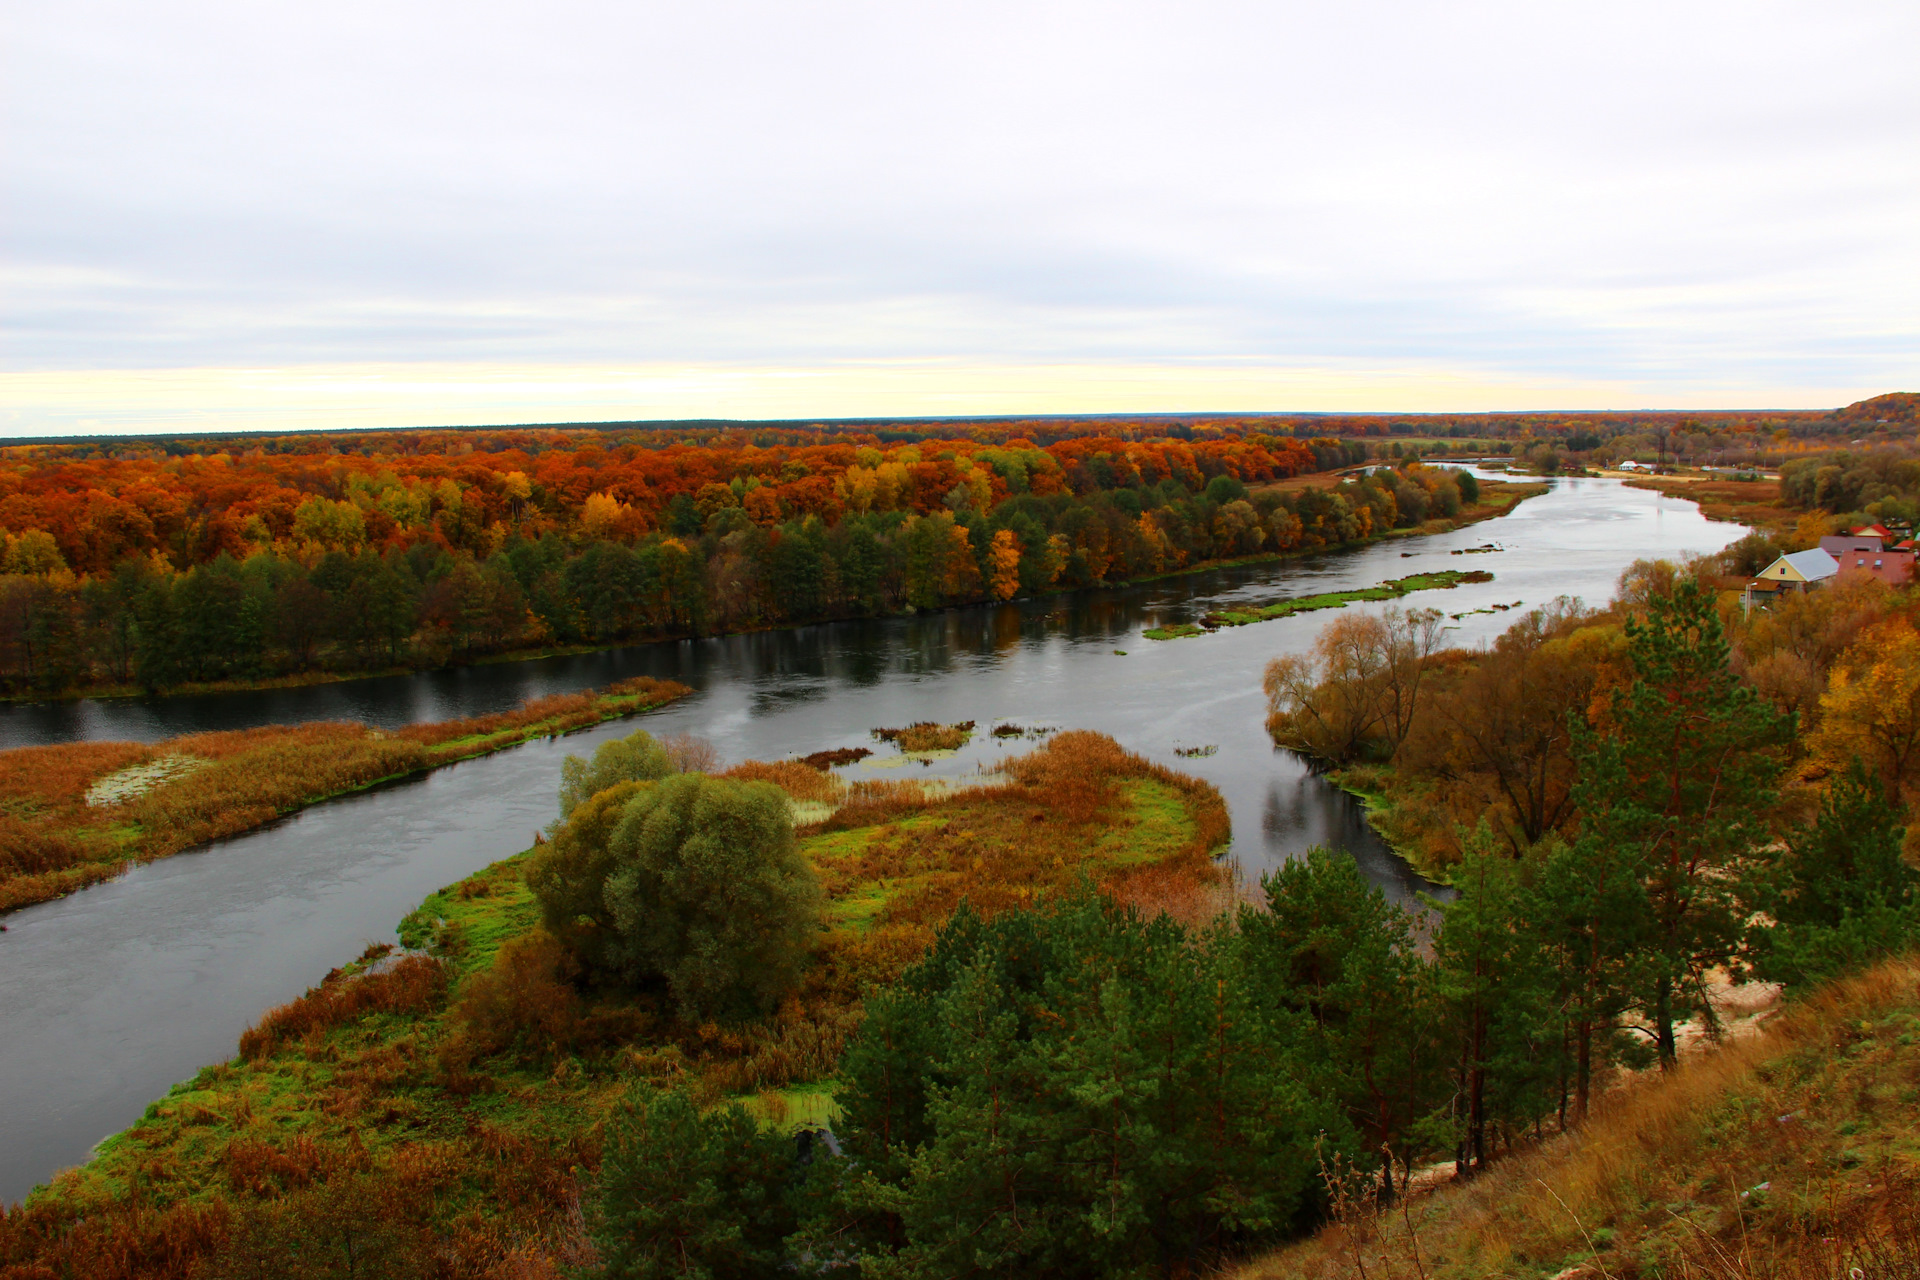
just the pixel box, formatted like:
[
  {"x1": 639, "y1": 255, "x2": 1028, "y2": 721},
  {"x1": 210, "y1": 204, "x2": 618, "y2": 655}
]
[
  {"x1": 1429, "y1": 832, "x2": 1560, "y2": 1173},
  {"x1": 1575, "y1": 579, "x2": 1789, "y2": 1067},
  {"x1": 1757, "y1": 761, "x2": 1920, "y2": 989}
]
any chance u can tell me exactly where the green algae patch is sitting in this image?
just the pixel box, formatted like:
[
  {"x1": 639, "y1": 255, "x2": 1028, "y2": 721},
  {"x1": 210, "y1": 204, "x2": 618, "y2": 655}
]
[{"x1": 1145, "y1": 569, "x2": 1495, "y2": 640}]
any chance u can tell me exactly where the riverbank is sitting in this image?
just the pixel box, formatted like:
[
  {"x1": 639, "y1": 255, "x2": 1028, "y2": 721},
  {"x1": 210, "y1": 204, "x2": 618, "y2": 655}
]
[
  {"x1": 1625, "y1": 474, "x2": 1799, "y2": 538},
  {"x1": 0, "y1": 480, "x2": 1548, "y2": 709},
  {"x1": 1325, "y1": 762, "x2": 1463, "y2": 885},
  {"x1": 0, "y1": 677, "x2": 690, "y2": 915},
  {"x1": 0, "y1": 732, "x2": 1229, "y2": 1272},
  {"x1": 1235, "y1": 955, "x2": 1920, "y2": 1279}
]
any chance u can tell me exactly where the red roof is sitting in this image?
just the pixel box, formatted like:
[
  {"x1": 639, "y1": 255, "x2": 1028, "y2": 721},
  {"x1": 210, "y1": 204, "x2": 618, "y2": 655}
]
[{"x1": 1851, "y1": 524, "x2": 1893, "y2": 539}]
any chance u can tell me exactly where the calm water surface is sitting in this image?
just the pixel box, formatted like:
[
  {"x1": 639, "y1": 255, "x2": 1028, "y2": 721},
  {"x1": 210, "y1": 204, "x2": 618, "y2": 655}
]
[{"x1": 0, "y1": 476, "x2": 1741, "y2": 1203}]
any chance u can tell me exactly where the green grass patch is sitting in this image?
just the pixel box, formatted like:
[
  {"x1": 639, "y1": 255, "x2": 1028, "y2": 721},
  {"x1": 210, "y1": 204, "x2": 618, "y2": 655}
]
[{"x1": 1146, "y1": 569, "x2": 1496, "y2": 639}]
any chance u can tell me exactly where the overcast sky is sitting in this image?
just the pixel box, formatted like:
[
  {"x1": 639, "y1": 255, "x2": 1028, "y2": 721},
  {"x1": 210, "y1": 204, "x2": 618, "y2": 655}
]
[{"x1": 3, "y1": 0, "x2": 1917, "y2": 434}]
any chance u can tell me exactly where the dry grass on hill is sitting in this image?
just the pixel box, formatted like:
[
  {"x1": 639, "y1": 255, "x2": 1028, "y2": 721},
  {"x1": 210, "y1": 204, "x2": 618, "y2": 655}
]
[{"x1": 1236, "y1": 955, "x2": 1920, "y2": 1280}]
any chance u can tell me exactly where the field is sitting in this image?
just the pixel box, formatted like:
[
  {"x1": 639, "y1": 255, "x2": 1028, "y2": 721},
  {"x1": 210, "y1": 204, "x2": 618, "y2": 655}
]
[
  {"x1": 0, "y1": 678, "x2": 690, "y2": 914},
  {"x1": 1235, "y1": 953, "x2": 1920, "y2": 1280},
  {"x1": 0, "y1": 731, "x2": 1231, "y2": 1277}
]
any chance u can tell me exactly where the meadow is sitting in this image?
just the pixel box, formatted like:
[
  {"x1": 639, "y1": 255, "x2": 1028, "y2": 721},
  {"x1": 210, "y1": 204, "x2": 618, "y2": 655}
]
[
  {"x1": 0, "y1": 730, "x2": 1230, "y2": 1278},
  {"x1": 0, "y1": 677, "x2": 690, "y2": 914}
]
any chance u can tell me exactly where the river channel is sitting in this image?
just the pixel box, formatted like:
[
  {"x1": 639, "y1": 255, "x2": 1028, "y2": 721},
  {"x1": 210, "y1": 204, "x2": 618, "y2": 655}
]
[{"x1": 0, "y1": 474, "x2": 1744, "y2": 1204}]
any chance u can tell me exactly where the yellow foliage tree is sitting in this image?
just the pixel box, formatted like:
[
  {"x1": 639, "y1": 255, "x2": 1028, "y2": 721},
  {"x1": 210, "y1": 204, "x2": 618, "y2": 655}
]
[
  {"x1": 1812, "y1": 616, "x2": 1920, "y2": 801},
  {"x1": 988, "y1": 529, "x2": 1022, "y2": 600},
  {"x1": 580, "y1": 492, "x2": 626, "y2": 539}
]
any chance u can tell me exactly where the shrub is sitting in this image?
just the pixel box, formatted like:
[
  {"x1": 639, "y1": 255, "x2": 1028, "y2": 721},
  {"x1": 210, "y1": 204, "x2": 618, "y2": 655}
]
[
  {"x1": 532, "y1": 773, "x2": 822, "y2": 1021},
  {"x1": 526, "y1": 780, "x2": 651, "y2": 974},
  {"x1": 237, "y1": 956, "x2": 449, "y2": 1061},
  {"x1": 444, "y1": 929, "x2": 582, "y2": 1063},
  {"x1": 556, "y1": 727, "x2": 675, "y2": 820},
  {"x1": 604, "y1": 774, "x2": 822, "y2": 1020}
]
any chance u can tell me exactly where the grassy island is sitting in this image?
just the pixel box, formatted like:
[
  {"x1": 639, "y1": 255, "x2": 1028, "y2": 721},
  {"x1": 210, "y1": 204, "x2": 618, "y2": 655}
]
[
  {"x1": 0, "y1": 731, "x2": 1231, "y2": 1275},
  {"x1": 1145, "y1": 568, "x2": 1494, "y2": 641},
  {"x1": 0, "y1": 677, "x2": 690, "y2": 914}
]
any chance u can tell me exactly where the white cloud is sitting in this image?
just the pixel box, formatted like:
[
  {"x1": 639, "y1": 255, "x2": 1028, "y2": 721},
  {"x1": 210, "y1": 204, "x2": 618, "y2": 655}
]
[{"x1": 2, "y1": 0, "x2": 1916, "y2": 431}]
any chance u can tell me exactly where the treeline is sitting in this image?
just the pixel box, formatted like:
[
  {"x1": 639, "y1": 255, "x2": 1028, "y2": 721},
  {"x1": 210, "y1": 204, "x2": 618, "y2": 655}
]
[
  {"x1": 0, "y1": 456, "x2": 1513, "y2": 699},
  {"x1": 1779, "y1": 444, "x2": 1920, "y2": 526},
  {"x1": 1269, "y1": 557, "x2": 1920, "y2": 864},
  {"x1": 0, "y1": 432, "x2": 1340, "y2": 577},
  {"x1": 1264, "y1": 572, "x2": 1920, "y2": 1123}
]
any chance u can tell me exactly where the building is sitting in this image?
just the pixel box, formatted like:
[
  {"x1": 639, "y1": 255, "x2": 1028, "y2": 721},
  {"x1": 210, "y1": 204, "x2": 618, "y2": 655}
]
[
  {"x1": 1753, "y1": 548, "x2": 1839, "y2": 592},
  {"x1": 1818, "y1": 534, "x2": 1915, "y2": 587},
  {"x1": 1617, "y1": 460, "x2": 1653, "y2": 472}
]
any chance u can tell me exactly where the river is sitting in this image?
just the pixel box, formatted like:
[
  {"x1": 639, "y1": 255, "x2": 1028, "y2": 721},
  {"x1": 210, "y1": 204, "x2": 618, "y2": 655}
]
[{"x1": 0, "y1": 474, "x2": 1743, "y2": 1204}]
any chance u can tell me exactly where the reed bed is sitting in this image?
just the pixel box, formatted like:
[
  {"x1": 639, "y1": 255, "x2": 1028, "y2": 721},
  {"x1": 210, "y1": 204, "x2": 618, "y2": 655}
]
[
  {"x1": 871, "y1": 720, "x2": 975, "y2": 752},
  {"x1": 721, "y1": 759, "x2": 849, "y2": 805},
  {"x1": 0, "y1": 677, "x2": 689, "y2": 914},
  {"x1": 238, "y1": 955, "x2": 450, "y2": 1062},
  {"x1": 797, "y1": 746, "x2": 872, "y2": 769}
]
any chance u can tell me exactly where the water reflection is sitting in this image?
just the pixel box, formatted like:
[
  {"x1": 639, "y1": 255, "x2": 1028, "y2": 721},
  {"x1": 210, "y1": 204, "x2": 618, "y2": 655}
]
[{"x1": 0, "y1": 476, "x2": 1746, "y2": 1203}]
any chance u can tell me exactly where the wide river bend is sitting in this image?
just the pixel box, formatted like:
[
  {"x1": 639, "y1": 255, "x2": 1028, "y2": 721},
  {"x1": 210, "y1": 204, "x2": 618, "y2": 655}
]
[{"x1": 0, "y1": 475, "x2": 1743, "y2": 1203}]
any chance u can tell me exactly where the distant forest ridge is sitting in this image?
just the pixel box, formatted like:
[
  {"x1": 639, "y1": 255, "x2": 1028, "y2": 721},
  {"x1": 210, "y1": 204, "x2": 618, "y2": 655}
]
[{"x1": 3, "y1": 392, "x2": 1913, "y2": 456}]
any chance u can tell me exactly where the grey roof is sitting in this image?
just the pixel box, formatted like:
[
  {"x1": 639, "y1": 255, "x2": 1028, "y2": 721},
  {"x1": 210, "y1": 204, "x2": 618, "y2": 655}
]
[{"x1": 1780, "y1": 548, "x2": 1839, "y2": 581}]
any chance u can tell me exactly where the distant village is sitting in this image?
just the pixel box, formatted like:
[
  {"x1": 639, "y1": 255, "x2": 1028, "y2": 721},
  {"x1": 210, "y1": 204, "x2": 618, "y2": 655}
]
[{"x1": 1746, "y1": 521, "x2": 1914, "y2": 609}]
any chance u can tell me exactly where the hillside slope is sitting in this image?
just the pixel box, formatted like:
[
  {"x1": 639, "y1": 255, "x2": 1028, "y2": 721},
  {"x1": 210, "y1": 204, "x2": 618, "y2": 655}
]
[{"x1": 1238, "y1": 957, "x2": 1920, "y2": 1280}]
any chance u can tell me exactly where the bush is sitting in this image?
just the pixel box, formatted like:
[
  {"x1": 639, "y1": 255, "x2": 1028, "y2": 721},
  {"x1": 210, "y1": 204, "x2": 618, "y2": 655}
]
[
  {"x1": 1721, "y1": 530, "x2": 1782, "y2": 576},
  {"x1": 237, "y1": 956, "x2": 449, "y2": 1061},
  {"x1": 556, "y1": 727, "x2": 675, "y2": 821},
  {"x1": 527, "y1": 780, "x2": 651, "y2": 974},
  {"x1": 443, "y1": 929, "x2": 582, "y2": 1063},
  {"x1": 531, "y1": 773, "x2": 822, "y2": 1021}
]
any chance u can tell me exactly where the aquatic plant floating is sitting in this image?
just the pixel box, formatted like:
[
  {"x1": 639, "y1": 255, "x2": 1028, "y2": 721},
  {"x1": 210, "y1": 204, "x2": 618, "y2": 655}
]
[
  {"x1": 871, "y1": 721, "x2": 975, "y2": 753},
  {"x1": 1142, "y1": 569, "x2": 1494, "y2": 640}
]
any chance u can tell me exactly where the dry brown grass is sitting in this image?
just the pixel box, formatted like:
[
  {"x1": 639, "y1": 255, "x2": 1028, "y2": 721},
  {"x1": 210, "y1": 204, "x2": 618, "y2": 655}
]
[
  {"x1": 238, "y1": 955, "x2": 450, "y2": 1062},
  {"x1": 0, "y1": 678, "x2": 690, "y2": 914},
  {"x1": 721, "y1": 759, "x2": 848, "y2": 805},
  {"x1": 1235, "y1": 954, "x2": 1920, "y2": 1280},
  {"x1": 872, "y1": 720, "x2": 975, "y2": 752}
]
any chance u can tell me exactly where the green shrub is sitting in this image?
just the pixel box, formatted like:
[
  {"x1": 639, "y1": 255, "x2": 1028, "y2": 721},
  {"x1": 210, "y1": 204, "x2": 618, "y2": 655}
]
[
  {"x1": 556, "y1": 727, "x2": 674, "y2": 821},
  {"x1": 530, "y1": 773, "x2": 821, "y2": 1021},
  {"x1": 603, "y1": 774, "x2": 821, "y2": 1021}
]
